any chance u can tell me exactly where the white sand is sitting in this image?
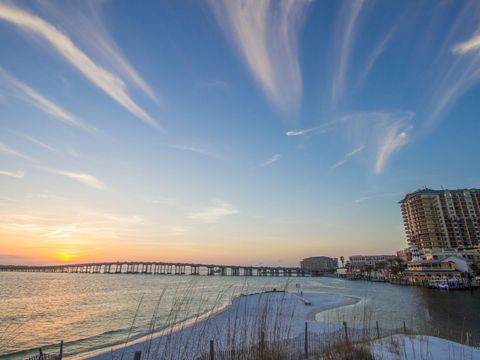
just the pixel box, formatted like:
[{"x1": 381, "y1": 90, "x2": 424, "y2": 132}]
[
  {"x1": 370, "y1": 335, "x2": 480, "y2": 360},
  {"x1": 82, "y1": 291, "x2": 358, "y2": 359}
]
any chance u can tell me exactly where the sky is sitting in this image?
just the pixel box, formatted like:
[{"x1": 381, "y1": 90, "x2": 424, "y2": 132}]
[{"x1": 0, "y1": 0, "x2": 479, "y2": 266}]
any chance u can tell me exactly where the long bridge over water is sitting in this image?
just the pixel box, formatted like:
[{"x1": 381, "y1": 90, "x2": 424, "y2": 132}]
[{"x1": 0, "y1": 261, "x2": 322, "y2": 277}]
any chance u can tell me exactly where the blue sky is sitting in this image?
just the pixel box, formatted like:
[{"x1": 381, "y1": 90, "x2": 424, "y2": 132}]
[{"x1": 0, "y1": 0, "x2": 479, "y2": 265}]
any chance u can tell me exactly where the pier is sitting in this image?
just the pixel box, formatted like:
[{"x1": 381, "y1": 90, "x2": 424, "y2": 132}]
[{"x1": 0, "y1": 261, "x2": 317, "y2": 276}]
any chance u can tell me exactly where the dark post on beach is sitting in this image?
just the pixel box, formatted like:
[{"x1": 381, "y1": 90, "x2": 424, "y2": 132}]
[
  {"x1": 59, "y1": 340, "x2": 64, "y2": 359},
  {"x1": 133, "y1": 350, "x2": 142, "y2": 360},
  {"x1": 209, "y1": 339, "x2": 215, "y2": 360},
  {"x1": 304, "y1": 321, "x2": 309, "y2": 358},
  {"x1": 343, "y1": 321, "x2": 349, "y2": 344}
]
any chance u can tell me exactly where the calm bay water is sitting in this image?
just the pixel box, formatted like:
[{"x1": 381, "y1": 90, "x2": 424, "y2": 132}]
[{"x1": 0, "y1": 272, "x2": 479, "y2": 359}]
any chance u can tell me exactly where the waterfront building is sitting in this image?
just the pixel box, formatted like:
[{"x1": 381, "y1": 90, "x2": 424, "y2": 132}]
[
  {"x1": 300, "y1": 256, "x2": 338, "y2": 273},
  {"x1": 404, "y1": 256, "x2": 473, "y2": 285},
  {"x1": 396, "y1": 247, "x2": 412, "y2": 262},
  {"x1": 423, "y1": 247, "x2": 480, "y2": 263},
  {"x1": 336, "y1": 267, "x2": 347, "y2": 277},
  {"x1": 348, "y1": 255, "x2": 397, "y2": 268},
  {"x1": 399, "y1": 188, "x2": 480, "y2": 250}
]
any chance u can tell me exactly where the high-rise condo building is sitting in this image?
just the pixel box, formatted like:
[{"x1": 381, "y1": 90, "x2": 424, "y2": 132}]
[{"x1": 399, "y1": 188, "x2": 480, "y2": 250}]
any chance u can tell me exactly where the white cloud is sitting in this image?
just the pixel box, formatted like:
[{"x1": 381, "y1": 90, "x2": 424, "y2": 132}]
[
  {"x1": 375, "y1": 124, "x2": 411, "y2": 174},
  {"x1": 210, "y1": 0, "x2": 310, "y2": 112},
  {"x1": 0, "y1": 67, "x2": 90, "y2": 130},
  {"x1": 424, "y1": 2, "x2": 480, "y2": 126},
  {"x1": 0, "y1": 2, "x2": 160, "y2": 129},
  {"x1": 0, "y1": 142, "x2": 31, "y2": 160},
  {"x1": 0, "y1": 170, "x2": 25, "y2": 178},
  {"x1": 258, "y1": 154, "x2": 281, "y2": 168},
  {"x1": 331, "y1": 145, "x2": 365, "y2": 170},
  {"x1": 453, "y1": 33, "x2": 480, "y2": 54},
  {"x1": 286, "y1": 127, "x2": 322, "y2": 137},
  {"x1": 288, "y1": 111, "x2": 413, "y2": 174},
  {"x1": 188, "y1": 199, "x2": 239, "y2": 223},
  {"x1": 36, "y1": 1, "x2": 158, "y2": 103},
  {"x1": 47, "y1": 169, "x2": 107, "y2": 190},
  {"x1": 286, "y1": 118, "x2": 346, "y2": 137},
  {"x1": 358, "y1": 31, "x2": 392, "y2": 86},
  {"x1": 17, "y1": 133, "x2": 56, "y2": 152},
  {"x1": 340, "y1": 111, "x2": 413, "y2": 174},
  {"x1": 330, "y1": 0, "x2": 365, "y2": 109}
]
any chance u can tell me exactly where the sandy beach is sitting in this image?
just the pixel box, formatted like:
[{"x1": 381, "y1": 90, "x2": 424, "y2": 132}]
[{"x1": 82, "y1": 291, "x2": 359, "y2": 359}]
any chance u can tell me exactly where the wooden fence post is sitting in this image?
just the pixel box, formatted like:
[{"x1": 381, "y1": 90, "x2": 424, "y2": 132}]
[
  {"x1": 304, "y1": 322, "x2": 309, "y2": 358},
  {"x1": 209, "y1": 339, "x2": 214, "y2": 360},
  {"x1": 376, "y1": 321, "x2": 380, "y2": 339},
  {"x1": 133, "y1": 350, "x2": 142, "y2": 360},
  {"x1": 260, "y1": 330, "x2": 265, "y2": 358},
  {"x1": 403, "y1": 321, "x2": 407, "y2": 333},
  {"x1": 59, "y1": 340, "x2": 64, "y2": 360},
  {"x1": 343, "y1": 321, "x2": 349, "y2": 345}
]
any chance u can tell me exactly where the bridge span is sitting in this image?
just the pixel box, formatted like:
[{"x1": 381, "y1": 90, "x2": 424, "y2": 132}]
[{"x1": 0, "y1": 262, "x2": 322, "y2": 277}]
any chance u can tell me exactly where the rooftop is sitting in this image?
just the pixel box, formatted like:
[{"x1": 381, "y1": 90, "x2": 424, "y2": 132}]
[{"x1": 399, "y1": 187, "x2": 480, "y2": 203}]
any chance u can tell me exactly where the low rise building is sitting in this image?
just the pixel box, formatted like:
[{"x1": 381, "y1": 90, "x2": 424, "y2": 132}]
[
  {"x1": 300, "y1": 256, "x2": 338, "y2": 274},
  {"x1": 396, "y1": 248, "x2": 412, "y2": 262},
  {"x1": 404, "y1": 256, "x2": 473, "y2": 285},
  {"x1": 423, "y1": 247, "x2": 480, "y2": 263},
  {"x1": 348, "y1": 255, "x2": 397, "y2": 268}
]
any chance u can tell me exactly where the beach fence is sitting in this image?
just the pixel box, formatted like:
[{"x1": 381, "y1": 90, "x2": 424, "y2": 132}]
[
  {"x1": 193, "y1": 322, "x2": 408, "y2": 360},
  {"x1": 25, "y1": 341, "x2": 63, "y2": 360}
]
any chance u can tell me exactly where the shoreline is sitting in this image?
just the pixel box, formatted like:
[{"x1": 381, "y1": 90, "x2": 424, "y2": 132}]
[{"x1": 79, "y1": 291, "x2": 360, "y2": 359}]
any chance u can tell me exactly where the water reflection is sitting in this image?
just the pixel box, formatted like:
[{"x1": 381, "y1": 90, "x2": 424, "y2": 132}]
[{"x1": 0, "y1": 273, "x2": 478, "y2": 359}]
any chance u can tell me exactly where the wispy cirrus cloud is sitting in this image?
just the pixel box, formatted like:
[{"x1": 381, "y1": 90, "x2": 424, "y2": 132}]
[
  {"x1": 0, "y1": 170, "x2": 25, "y2": 178},
  {"x1": 287, "y1": 111, "x2": 413, "y2": 174},
  {"x1": 36, "y1": 1, "x2": 158, "y2": 103},
  {"x1": 286, "y1": 128, "x2": 317, "y2": 137},
  {"x1": 423, "y1": 1, "x2": 480, "y2": 127},
  {"x1": 375, "y1": 122, "x2": 412, "y2": 174},
  {"x1": 209, "y1": 0, "x2": 310, "y2": 112},
  {"x1": 46, "y1": 169, "x2": 107, "y2": 190},
  {"x1": 357, "y1": 30, "x2": 393, "y2": 87},
  {"x1": 340, "y1": 111, "x2": 414, "y2": 174},
  {"x1": 330, "y1": 0, "x2": 365, "y2": 109},
  {"x1": 286, "y1": 119, "x2": 341, "y2": 137},
  {"x1": 16, "y1": 133, "x2": 56, "y2": 152},
  {"x1": 188, "y1": 199, "x2": 238, "y2": 224},
  {"x1": 453, "y1": 33, "x2": 480, "y2": 54},
  {"x1": 0, "y1": 142, "x2": 31, "y2": 160},
  {"x1": 0, "y1": 67, "x2": 90, "y2": 130},
  {"x1": 257, "y1": 154, "x2": 282, "y2": 168},
  {"x1": 0, "y1": 2, "x2": 160, "y2": 129},
  {"x1": 331, "y1": 145, "x2": 365, "y2": 170}
]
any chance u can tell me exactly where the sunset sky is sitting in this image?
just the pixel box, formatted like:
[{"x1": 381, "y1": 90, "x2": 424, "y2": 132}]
[{"x1": 0, "y1": 0, "x2": 479, "y2": 265}]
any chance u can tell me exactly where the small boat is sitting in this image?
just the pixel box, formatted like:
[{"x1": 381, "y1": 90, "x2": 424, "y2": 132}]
[{"x1": 438, "y1": 283, "x2": 449, "y2": 291}]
